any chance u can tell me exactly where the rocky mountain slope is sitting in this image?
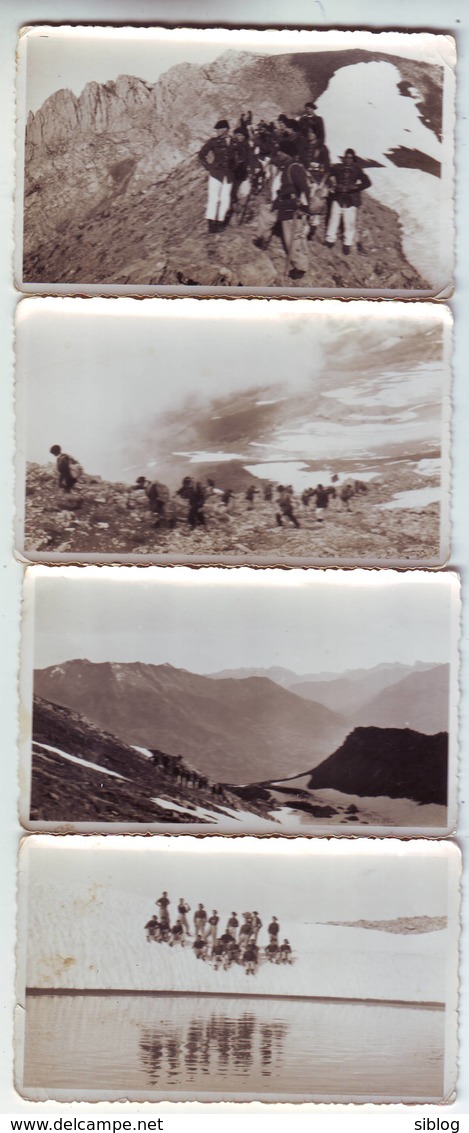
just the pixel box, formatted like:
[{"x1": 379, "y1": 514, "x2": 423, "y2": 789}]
[
  {"x1": 23, "y1": 459, "x2": 441, "y2": 563},
  {"x1": 34, "y1": 660, "x2": 348, "y2": 784},
  {"x1": 22, "y1": 48, "x2": 441, "y2": 289},
  {"x1": 302, "y1": 726, "x2": 448, "y2": 805},
  {"x1": 31, "y1": 695, "x2": 262, "y2": 824}
]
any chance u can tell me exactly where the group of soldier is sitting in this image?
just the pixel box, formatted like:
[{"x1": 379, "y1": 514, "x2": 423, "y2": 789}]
[
  {"x1": 49, "y1": 444, "x2": 368, "y2": 535},
  {"x1": 145, "y1": 893, "x2": 293, "y2": 976},
  {"x1": 133, "y1": 472, "x2": 368, "y2": 531},
  {"x1": 198, "y1": 101, "x2": 372, "y2": 276},
  {"x1": 149, "y1": 748, "x2": 226, "y2": 798}
]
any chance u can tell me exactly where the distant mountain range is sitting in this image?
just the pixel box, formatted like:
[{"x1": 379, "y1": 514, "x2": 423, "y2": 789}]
[
  {"x1": 207, "y1": 660, "x2": 449, "y2": 733},
  {"x1": 34, "y1": 659, "x2": 348, "y2": 783}
]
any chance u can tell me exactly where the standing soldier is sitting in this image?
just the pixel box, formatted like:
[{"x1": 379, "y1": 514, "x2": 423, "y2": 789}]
[
  {"x1": 198, "y1": 119, "x2": 234, "y2": 233},
  {"x1": 207, "y1": 910, "x2": 220, "y2": 948},
  {"x1": 251, "y1": 912, "x2": 262, "y2": 944},
  {"x1": 325, "y1": 148, "x2": 371, "y2": 254},
  {"x1": 231, "y1": 125, "x2": 252, "y2": 208},
  {"x1": 298, "y1": 100, "x2": 326, "y2": 144},
  {"x1": 177, "y1": 898, "x2": 191, "y2": 936},
  {"x1": 194, "y1": 903, "x2": 208, "y2": 938},
  {"x1": 156, "y1": 891, "x2": 171, "y2": 929},
  {"x1": 227, "y1": 912, "x2": 239, "y2": 940},
  {"x1": 268, "y1": 915, "x2": 280, "y2": 945}
]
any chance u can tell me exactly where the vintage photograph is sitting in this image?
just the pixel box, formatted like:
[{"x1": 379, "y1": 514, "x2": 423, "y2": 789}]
[
  {"x1": 16, "y1": 836, "x2": 460, "y2": 1103},
  {"x1": 20, "y1": 567, "x2": 459, "y2": 836},
  {"x1": 15, "y1": 299, "x2": 451, "y2": 567},
  {"x1": 16, "y1": 27, "x2": 455, "y2": 296}
]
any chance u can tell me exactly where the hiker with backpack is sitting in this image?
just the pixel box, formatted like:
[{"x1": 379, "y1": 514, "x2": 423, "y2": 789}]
[
  {"x1": 49, "y1": 445, "x2": 82, "y2": 492},
  {"x1": 133, "y1": 476, "x2": 170, "y2": 528},
  {"x1": 311, "y1": 483, "x2": 336, "y2": 522},
  {"x1": 275, "y1": 485, "x2": 301, "y2": 529},
  {"x1": 254, "y1": 142, "x2": 311, "y2": 279}
]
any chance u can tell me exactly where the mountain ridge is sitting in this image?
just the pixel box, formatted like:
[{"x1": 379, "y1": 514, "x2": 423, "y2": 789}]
[
  {"x1": 23, "y1": 47, "x2": 440, "y2": 288},
  {"x1": 34, "y1": 658, "x2": 348, "y2": 783}
]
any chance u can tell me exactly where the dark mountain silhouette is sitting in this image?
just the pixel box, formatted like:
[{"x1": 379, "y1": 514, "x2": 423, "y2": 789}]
[
  {"x1": 352, "y1": 664, "x2": 450, "y2": 734},
  {"x1": 33, "y1": 659, "x2": 348, "y2": 783},
  {"x1": 289, "y1": 661, "x2": 443, "y2": 715},
  {"x1": 23, "y1": 47, "x2": 441, "y2": 288},
  {"x1": 31, "y1": 695, "x2": 258, "y2": 823},
  {"x1": 303, "y1": 725, "x2": 448, "y2": 805}
]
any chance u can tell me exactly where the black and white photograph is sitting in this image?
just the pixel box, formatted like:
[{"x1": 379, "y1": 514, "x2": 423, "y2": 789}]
[
  {"x1": 15, "y1": 299, "x2": 451, "y2": 567},
  {"x1": 16, "y1": 27, "x2": 455, "y2": 297},
  {"x1": 15, "y1": 835, "x2": 460, "y2": 1103},
  {"x1": 20, "y1": 567, "x2": 459, "y2": 836}
]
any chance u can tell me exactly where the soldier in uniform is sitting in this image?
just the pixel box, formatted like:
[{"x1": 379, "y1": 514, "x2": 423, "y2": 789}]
[
  {"x1": 198, "y1": 119, "x2": 234, "y2": 232},
  {"x1": 325, "y1": 148, "x2": 371, "y2": 254}
]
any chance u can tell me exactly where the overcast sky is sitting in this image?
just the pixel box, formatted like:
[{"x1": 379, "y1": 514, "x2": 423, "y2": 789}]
[
  {"x1": 31, "y1": 567, "x2": 457, "y2": 674},
  {"x1": 21, "y1": 28, "x2": 445, "y2": 115},
  {"x1": 17, "y1": 299, "x2": 449, "y2": 485},
  {"x1": 24, "y1": 836, "x2": 457, "y2": 922}
]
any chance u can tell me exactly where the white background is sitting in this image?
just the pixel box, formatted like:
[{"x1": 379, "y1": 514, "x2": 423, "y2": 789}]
[{"x1": 1, "y1": 0, "x2": 468, "y2": 1124}]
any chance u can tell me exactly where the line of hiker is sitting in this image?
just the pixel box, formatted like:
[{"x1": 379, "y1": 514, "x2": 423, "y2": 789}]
[
  {"x1": 198, "y1": 102, "x2": 372, "y2": 275},
  {"x1": 149, "y1": 748, "x2": 226, "y2": 798},
  {"x1": 131, "y1": 474, "x2": 369, "y2": 530},
  {"x1": 49, "y1": 445, "x2": 369, "y2": 531},
  {"x1": 145, "y1": 896, "x2": 293, "y2": 975}
]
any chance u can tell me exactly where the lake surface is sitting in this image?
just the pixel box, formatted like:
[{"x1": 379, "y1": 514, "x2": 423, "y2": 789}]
[{"x1": 22, "y1": 993, "x2": 445, "y2": 1102}]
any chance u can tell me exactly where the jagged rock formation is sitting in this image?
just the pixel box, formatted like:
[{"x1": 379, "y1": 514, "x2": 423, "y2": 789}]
[
  {"x1": 305, "y1": 726, "x2": 448, "y2": 805},
  {"x1": 22, "y1": 48, "x2": 441, "y2": 288}
]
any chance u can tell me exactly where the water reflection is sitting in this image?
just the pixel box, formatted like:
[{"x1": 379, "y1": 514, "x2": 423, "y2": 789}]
[
  {"x1": 23, "y1": 992, "x2": 445, "y2": 1101},
  {"x1": 139, "y1": 1010, "x2": 287, "y2": 1085}
]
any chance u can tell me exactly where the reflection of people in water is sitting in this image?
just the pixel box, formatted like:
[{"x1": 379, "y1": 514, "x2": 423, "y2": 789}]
[{"x1": 140, "y1": 1011, "x2": 288, "y2": 1086}]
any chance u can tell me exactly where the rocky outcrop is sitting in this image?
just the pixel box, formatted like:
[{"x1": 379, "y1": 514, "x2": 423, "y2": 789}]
[
  {"x1": 306, "y1": 726, "x2": 448, "y2": 805},
  {"x1": 22, "y1": 47, "x2": 440, "y2": 287}
]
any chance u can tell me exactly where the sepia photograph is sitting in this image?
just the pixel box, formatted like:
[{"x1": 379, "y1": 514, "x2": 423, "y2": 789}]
[
  {"x1": 16, "y1": 27, "x2": 455, "y2": 297},
  {"x1": 20, "y1": 567, "x2": 459, "y2": 836},
  {"x1": 16, "y1": 836, "x2": 460, "y2": 1103},
  {"x1": 15, "y1": 298, "x2": 451, "y2": 568}
]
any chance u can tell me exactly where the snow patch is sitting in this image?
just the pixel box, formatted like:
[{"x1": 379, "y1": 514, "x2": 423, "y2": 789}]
[{"x1": 33, "y1": 741, "x2": 128, "y2": 780}]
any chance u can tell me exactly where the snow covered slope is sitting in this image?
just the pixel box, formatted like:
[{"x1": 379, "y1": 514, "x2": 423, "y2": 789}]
[{"x1": 25, "y1": 880, "x2": 447, "y2": 1005}]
